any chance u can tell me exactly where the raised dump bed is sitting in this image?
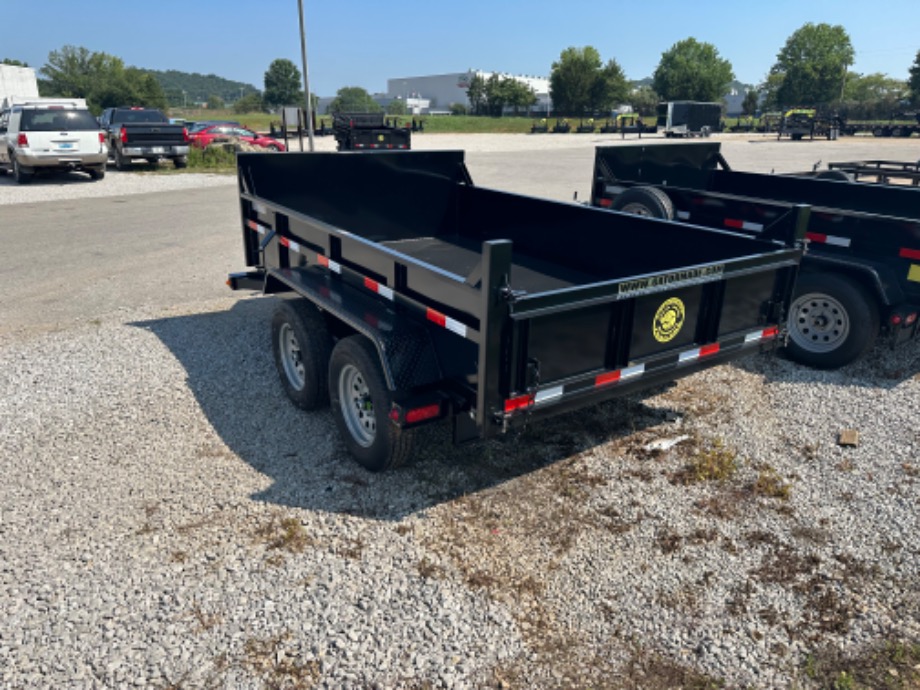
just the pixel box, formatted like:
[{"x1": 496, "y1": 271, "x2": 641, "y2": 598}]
[{"x1": 230, "y1": 150, "x2": 803, "y2": 470}]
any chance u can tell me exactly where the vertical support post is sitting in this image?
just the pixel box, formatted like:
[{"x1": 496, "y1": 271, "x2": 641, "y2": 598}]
[
  {"x1": 297, "y1": 0, "x2": 315, "y2": 152},
  {"x1": 475, "y1": 240, "x2": 513, "y2": 437}
]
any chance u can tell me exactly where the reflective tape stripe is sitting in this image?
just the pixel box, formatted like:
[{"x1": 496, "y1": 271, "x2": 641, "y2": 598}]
[
  {"x1": 246, "y1": 219, "x2": 267, "y2": 235},
  {"x1": 724, "y1": 218, "x2": 764, "y2": 232},
  {"x1": 679, "y1": 343, "x2": 720, "y2": 363},
  {"x1": 534, "y1": 386, "x2": 564, "y2": 406},
  {"x1": 676, "y1": 211, "x2": 690, "y2": 220},
  {"x1": 899, "y1": 248, "x2": 920, "y2": 261},
  {"x1": 363, "y1": 277, "x2": 395, "y2": 301},
  {"x1": 621, "y1": 364, "x2": 645, "y2": 379},
  {"x1": 744, "y1": 326, "x2": 780, "y2": 344},
  {"x1": 317, "y1": 255, "x2": 341, "y2": 273},
  {"x1": 806, "y1": 232, "x2": 851, "y2": 247},
  {"x1": 426, "y1": 308, "x2": 468, "y2": 338},
  {"x1": 279, "y1": 237, "x2": 301, "y2": 253}
]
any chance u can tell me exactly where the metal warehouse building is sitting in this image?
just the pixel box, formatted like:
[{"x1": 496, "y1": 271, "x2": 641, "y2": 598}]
[{"x1": 386, "y1": 70, "x2": 551, "y2": 114}]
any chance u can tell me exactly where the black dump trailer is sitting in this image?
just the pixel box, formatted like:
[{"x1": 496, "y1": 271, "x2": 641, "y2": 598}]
[
  {"x1": 230, "y1": 150, "x2": 803, "y2": 471},
  {"x1": 332, "y1": 112, "x2": 411, "y2": 151},
  {"x1": 656, "y1": 101, "x2": 721, "y2": 138},
  {"x1": 591, "y1": 142, "x2": 920, "y2": 369}
]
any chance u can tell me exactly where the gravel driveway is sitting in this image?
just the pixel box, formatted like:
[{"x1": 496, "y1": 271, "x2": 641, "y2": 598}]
[{"x1": 2, "y1": 133, "x2": 919, "y2": 689}]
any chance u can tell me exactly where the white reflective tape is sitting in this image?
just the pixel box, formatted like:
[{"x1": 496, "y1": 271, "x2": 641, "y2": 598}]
[
  {"x1": 621, "y1": 364, "x2": 645, "y2": 379},
  {"x1": 534, "y1": 386, "x2": 564, "y2": 405},
  {"x1": 825, "y1": 235, "x2": 851, "y2": 247},
  {"x1": 378, "y1": 284, "x2": 394, "y2": 301},
  {"x1": 328, "y1": 260, "x2": 341, "y2": 273},
  {"x1": 676, "y1": 211, "x2": 690, "y2": 220},
  {"x1": 288, "y1": 240, "x2": 301, "y2": 253},
  {"x1": 679, "y1": 348, "x2": 701, "y2": 364},
  {"x1": 741, "y1": 221, "x2": 763, "y2": 232},
  {"x1": 444, "y1": 316, "x2": 467, "y2": 338},
  {"x1": 744, "y1": 331, "x2": 763, "y2": 344}
]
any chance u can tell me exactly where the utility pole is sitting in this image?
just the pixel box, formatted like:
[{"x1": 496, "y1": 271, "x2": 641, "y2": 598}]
[{"x1": 297, "y1": 0, "x2": 315, "y2": 152}]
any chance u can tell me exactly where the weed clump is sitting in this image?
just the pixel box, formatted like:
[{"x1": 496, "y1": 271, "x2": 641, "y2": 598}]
[{"x1": 676, "y1": 437, "x2": 739, "y2": 484}]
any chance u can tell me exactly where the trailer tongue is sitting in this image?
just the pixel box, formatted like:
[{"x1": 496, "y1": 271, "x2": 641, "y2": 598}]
[{"x1": 230, "y1": 150, "x2": 803, "y2": 470}]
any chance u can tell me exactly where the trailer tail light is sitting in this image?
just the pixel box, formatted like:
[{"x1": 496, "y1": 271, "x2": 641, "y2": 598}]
[
  {"x1": 504, "y1": 394, "x2": 534, "y2": 414},
  {"x1": 598, "y1": 198, "x2": 613, "y2": 208},
  {"x1": 120, "y1": 126, "x2": 128, "y2": 144},
  {"x1": 17, "y1": 133, "x2": 28, "y2": 147},
  {"x1": 899, "y1": 247, "x2": 920, "y2": 260},
  {"x1": 907, "y1": 313, "x2": 918, "y2": 326},
  {"x1": 404, "y1": 403, "x2": 441, "y2": 424},
  {"x1": 890, "y1": 312, "x2": 917, "y2": 327},
  {"x1": 891, "y1": 314, "x2": 903, "y2": 326}
]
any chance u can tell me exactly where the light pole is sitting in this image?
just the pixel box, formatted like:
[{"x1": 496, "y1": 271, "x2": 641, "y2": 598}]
[
  {"x1": 239, "y1": 86, "x2": 244, "y2": 102},
  {"x1": 182, "y1": 90, "x2": 187, "y2": 109},
  {"x1": 297, "y1": 0, "x2": 315, "y2": 151}
]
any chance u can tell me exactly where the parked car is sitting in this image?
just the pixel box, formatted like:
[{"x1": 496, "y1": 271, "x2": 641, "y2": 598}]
[
  {"x1": 187, "y1": 120, "x2": 241, "y2": 134},
  {"x1": 0, "y1": 97, "x2": 107, "y2": 184},
  {"x1": 99, "y1": 107, "x2": 189, "y2": 170},
  {"x1": 189, "y1": 124, "x2": 285, "y2": 151}
]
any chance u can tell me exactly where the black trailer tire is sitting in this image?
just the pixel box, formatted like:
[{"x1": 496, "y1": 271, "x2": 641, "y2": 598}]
[
  {"x1": 610, "y1": 186, "x2": 675, "y2": 220},
  {"x1": 272, "y1": 299, "x2": 333, "y2": 411},
  {"x1": 815, "y1": 170, "x2": 853, "y2": 182},
  {"x1": 785, "y1": 273, "x2": 879, "y2": 369},
  {"x1": 329, "y1": 335, "x2": 414, "y2": 472}
]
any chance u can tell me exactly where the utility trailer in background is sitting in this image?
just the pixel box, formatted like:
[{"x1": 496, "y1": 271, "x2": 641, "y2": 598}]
[
  {"x1": 656, "y1": 101, "x2": 720, "y2": 138},
  {"x1": 591, "y1": 142, "x2": 920, "y2": 369},
  {"x1": 823, "y1": 160, "x2": 920, "y2": 187},
  {"x1": 229, "y1": 150, "x2": 803, "y2": 471},
  {"x1": 332, "y1": 112, "x2": 411, "y2": 151}
]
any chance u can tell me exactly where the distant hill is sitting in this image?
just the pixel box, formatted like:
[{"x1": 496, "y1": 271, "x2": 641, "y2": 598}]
[{"x1": 142, "y1": 69, "x2": 257, "y2": 107}]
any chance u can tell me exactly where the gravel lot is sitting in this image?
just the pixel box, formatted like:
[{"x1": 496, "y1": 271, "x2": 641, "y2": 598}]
[{"x1": 2, "y1": 133, "x2": 920, "y2": 689}]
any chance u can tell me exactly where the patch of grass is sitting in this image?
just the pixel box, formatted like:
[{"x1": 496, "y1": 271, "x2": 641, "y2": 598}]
[
  {"x1": 255, "y1": 516, "x2": 311, "y2": 554},
  {"x1": 803, "y1": 641, "x2": 920, "y2": 689},
  {"x1": 187, "y1": 144, "x2": 237, "y2": 171},
  {"x1": 674, "y1": 437, "x2": 739, "y2": 484},
  {"x1": 752, "y1": 465, "x2": 792, "y2": 500},
  {"x1": 241, "y1": 633, "x2": 321, "y2": 689}
]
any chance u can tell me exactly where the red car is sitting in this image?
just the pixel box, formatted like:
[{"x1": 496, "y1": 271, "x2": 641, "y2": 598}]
[{"x1": 188, "y1": 124, "x2": 286, "y2": 151}]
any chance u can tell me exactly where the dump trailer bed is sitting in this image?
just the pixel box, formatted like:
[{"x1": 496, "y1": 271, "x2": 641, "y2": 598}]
[
  {"x1": 591, "y1": 142, "x2": 920, "y2": 369},
  {"x1": 230, "y1": 150, "x2": 802, "y2": 470}
]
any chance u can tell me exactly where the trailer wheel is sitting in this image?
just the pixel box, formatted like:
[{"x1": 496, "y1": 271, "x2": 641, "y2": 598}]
[
  {"x1": 610, "y1": 186, "x2": 674, "y2": 220},
  {"x1": 272, "y1": 299, "x2": 332, "y2": 410},
  {"x1": 815, "y1": 170, "x2": 853, "y2": 182},
  {"x1": 786, "y1": 273, "x2": 879, "y2": 369},
  {"x1": 329, "y1": 335, "x2": 413, "y2": 472}
]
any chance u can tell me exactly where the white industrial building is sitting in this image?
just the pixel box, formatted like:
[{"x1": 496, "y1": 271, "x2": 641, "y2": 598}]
[{"x1": 386, "y1": 70, "x2": 551, "y2": 114}]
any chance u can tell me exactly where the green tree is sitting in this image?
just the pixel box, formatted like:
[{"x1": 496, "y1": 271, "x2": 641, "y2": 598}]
[
  {"x1": 769, "y1": 23, "x2": 854, "y2": 107},
  {"x1": 653, "y1": 38, "x2": 734, "y2": 102},
  {"x1": 263, "y1": 58, "x2": 302, "y2": 108},
  {"x1": 908, "y1": 50, "x2": 920, "y2": 105},
  {"x1": 329, "y1": 86, "x2": 380, "y2": 113},
  {"x1": 466, "y1": 74, "x2": 487, "y2": 115},
  {"x1": 630, "y1": 85, "x2": 660, "y2": 116},
  {"x1": 39, "y1": 46, "x2": 167, "y2": 112},
  {"x1": 207, "y1": 94, "x2": 225, "y2": 110},
  {"x1": 550, "y1": 46, "x2": 628, "y2": 115},
  {"x1": 2, "y1": 58, "x2": 29, "y2": 67},
  {"x1": 742, "y1": 89, "x2": 759, "y2": 116},
  {"x1": 387, "y1": 98, "x2": 407, "y2": 116},
  {"x1": 449, "y1": 102, "x2": 468, "y2": 115},
  {"x1": 234, "y1": 92, "x2": 264, "y2": 114}
]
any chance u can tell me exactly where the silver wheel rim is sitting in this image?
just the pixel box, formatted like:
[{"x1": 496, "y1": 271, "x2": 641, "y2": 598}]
[
  {"x1": 278, "y1": 323, "x2": 305, "y2": 390},
  {"x1": 338, "y1": 363, "x2": 375, "y2": 448},
  {"x1": 620, "y1": 202, "x2": 653, "y2": 216},
  {"x1": 789, "y1": 291, "x2": 850, "y2": 353}
]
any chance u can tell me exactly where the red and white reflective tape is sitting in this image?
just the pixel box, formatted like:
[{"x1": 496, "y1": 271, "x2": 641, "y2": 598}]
[
  {"x1": 534, "y1": 385, "x2": 564, "y2": 406},
  {"x1": 724, "y1": 218, "x2": 764, "y2": 232},
  {"x1": 363, "y1": 277, "x2": 394, "y2": 301},
  {"x1": 279, "y1": 236, "x2": 301, "y2": 254},
  {"x1": 595, "y1": 363, "x2": 645, "y2": 388},
  {"x1": 744, "y1": 326, "x2": 780, "y2": 344},
  {"x1": 246, "y1": 219, "x2": 269, "y2": 235},
  {"x1": 317, "y1": 254, "x2": 342, "y2": 273},
  {"x1": 426, "y1": 307, "x2": 467, "y2": 338},
  {"x1": 806, "y1": 232, "x2": 851, "y2": 247},
  {"x1": 678, "y1": 343, "x2": 720, "y2": 364},
  {"x1": 899, "y1": 247, "x2": 920, "y2": 261}
]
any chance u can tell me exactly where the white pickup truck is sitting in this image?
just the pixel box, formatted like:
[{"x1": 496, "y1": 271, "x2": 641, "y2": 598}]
[{"x1": 0, "y1": 97, "x2": 107, "y2": 184}]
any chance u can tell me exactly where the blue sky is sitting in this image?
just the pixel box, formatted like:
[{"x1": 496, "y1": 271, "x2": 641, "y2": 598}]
[{"x1": 3, "y1": 0, "x2": 917, "y2": 96}]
